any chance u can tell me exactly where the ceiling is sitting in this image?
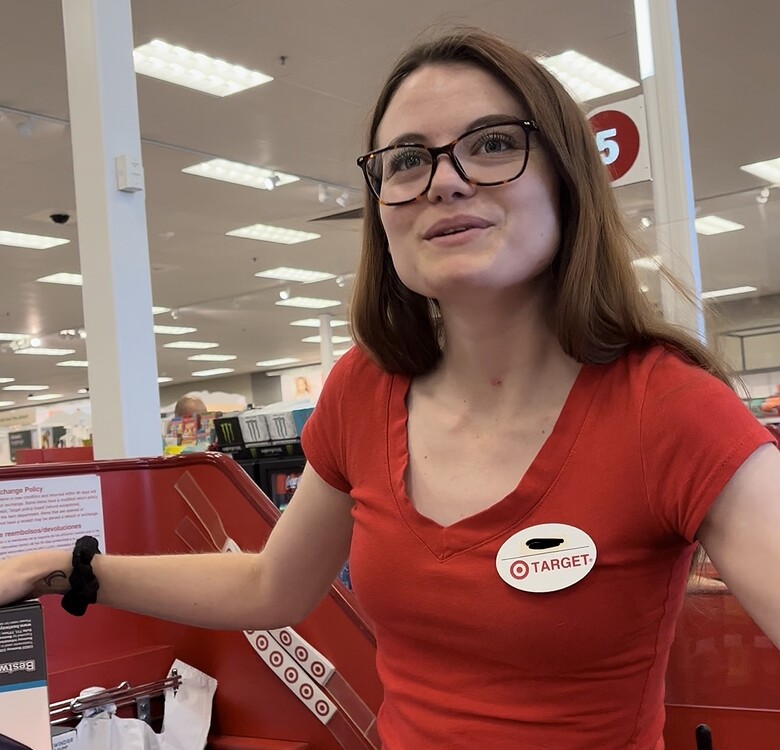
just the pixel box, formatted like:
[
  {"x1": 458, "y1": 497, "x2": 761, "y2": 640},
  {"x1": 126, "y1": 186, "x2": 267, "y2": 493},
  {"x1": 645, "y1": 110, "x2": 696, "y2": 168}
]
[{"x1": 0, "y1": 0, "x2": 778, "y2": 407}]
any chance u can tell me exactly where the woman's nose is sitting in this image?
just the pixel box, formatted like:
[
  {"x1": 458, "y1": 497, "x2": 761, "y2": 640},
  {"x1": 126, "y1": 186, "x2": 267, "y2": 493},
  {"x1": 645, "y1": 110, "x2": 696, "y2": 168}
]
[{"x1": 426, "y1": 153, "x2": 476, "y2": 203}]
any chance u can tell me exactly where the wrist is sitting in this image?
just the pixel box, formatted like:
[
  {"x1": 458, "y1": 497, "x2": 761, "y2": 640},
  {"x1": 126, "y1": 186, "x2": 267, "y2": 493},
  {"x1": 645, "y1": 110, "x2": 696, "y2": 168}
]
[{"x1": 26, "y1": 550, "x2": 72, "y2": 597}]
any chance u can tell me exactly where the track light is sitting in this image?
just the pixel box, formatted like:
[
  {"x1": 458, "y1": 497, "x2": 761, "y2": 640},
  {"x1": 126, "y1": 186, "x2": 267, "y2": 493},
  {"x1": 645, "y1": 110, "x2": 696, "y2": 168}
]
[{"x1": 279, "y1": 287, "x2": 291, "y2": 300}]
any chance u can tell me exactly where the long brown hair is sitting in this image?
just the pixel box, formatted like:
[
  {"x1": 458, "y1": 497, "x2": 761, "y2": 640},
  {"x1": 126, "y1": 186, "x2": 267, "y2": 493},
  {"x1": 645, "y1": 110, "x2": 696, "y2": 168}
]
[{"x1": 350, "y1": 27, "x2": 734, "y2": 389}]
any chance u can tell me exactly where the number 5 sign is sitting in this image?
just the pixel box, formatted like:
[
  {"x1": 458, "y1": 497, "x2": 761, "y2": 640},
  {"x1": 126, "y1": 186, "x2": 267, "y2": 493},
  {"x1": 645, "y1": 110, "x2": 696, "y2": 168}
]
[{"x1": 588, "y1": 95, "x2": 651, "y2": 188}]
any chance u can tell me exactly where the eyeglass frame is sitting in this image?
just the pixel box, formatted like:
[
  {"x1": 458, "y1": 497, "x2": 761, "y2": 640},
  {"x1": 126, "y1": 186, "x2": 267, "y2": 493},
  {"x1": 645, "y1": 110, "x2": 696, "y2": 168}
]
[{"x1": 356, "y1": 118, "x2": 540, "y2": 206}]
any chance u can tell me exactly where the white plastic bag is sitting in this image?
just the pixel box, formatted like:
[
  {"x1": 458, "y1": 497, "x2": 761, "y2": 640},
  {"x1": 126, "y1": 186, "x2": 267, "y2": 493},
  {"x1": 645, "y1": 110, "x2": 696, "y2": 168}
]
[{"x1": 74, "y1": 660, "x2": 216, "y2": 750}]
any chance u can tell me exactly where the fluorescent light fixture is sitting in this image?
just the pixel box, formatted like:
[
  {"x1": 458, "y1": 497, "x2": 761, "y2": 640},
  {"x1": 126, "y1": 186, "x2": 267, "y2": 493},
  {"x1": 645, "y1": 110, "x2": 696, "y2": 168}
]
[
  {"x1": 536, "y1": 50, "x2": 639, "y2": 102},
  {"x1": 0, "y1": 378, "x2": 14, "y2": 384},
  {"x1": 256, "y1": 358, "x2": 301, "y2": 368},
  {"x1": 227, "y1": 223, "x2": 320, "y2": 245},
  {"x1": 701, "y1": 286, "x2": 757, "y2": 300},
  {"x1": 694, "y1": 216, "x2": 745, "y2": 235},
  {"x1": 191, "y1": 367, "x2": 235, "y2": 377},
  {"x1": 28, "y1": 393, "x2": 63, "y2": 402},
  {"x1": 187, "y1": 354, "x2": 237, "y2": 361},
  {"x1": 157, "y1": 376, "x2": 173, "y2": 384},
  {"x1": 290, "y1": 318, "x2": 349, "y2": 328},
  {"x1": 182, "y1": 158, "x2": 299, "y2": 190},
  {"x1": 4, "y1": 385, "x2": 48, "y2": 391},
  {"x1": 631, "y1": 255, "x2": 661, "y2": 270},
  {"x1": 0, "y1": 230, "x2": 70, "y2": 250},
  {"x1": 153, "y1": 325, "x2": 197, "y2": 335},
  {"x1": 15, "y1": 347, "x2": 76, "y2": 356},
  {"x1": 133, "y1": 39, "x2": 273, "y2": 97},
  {"x1": 0, "y1": 401, "x2": 15, "y2": 407},
  {"x1": 275, "y1": 297, "x2": 340, "y2": 310},
  {"x1": 633, "y1": 0, "x2": 654, "y2": 79},
  {"x1": 301, "y1": 335, "x2": 352, "y2": 344},
  {"x1": 255, "y1": 267, "x2": 336, "y2": 283},
  {"x1": 0, "y1": 333, "x2": 27, "y2": 341},
  {"x1": 153, "y1": 306, "x2": 171, "y2": 315},
  {"x1": 37, "y1": 272, "x2": 83, "y2": 286},
  {"x1": 77, "y1": 388, "x2": 89, "y2": 394},
  {"x1": 163, "y1": 341, "x2": 218, "y2": 349},
  {"x1": 740, "y1": 157, "x2": 780, "y2": 184},
  {"x1": 57, "y1": 360, "x2": 89, "y2": 367}
]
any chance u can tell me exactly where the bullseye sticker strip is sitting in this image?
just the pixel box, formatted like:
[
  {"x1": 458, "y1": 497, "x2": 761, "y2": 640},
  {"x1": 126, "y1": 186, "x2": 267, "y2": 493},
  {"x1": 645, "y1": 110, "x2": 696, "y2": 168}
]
[{"x1": 244, "y1": 630, "x2": 336, "y2": 723}]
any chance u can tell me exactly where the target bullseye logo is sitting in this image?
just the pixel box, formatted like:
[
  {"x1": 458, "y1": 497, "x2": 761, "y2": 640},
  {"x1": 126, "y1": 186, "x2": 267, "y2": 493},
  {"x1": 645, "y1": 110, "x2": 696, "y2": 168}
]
[
  {"x1": 295, "y1": 646, "x2": 308, "y2": 662},
  {"x1": 279, "y1": 630, "x2": 293, "y2": 646},
  {"x1": 270, "y1": 650, "x2": 284, "y2": 668},
  {"x1": 311, "y1": 661, "x2": 325, "y2": 678},
  {"x1": 300, "y1": 683, "x2": 314, "y2": 700},
  {"x1": 510, "y1": 560, "x2": 529, "y2": 580},
  {"x1": 315, "y1": 700, "x2": 330, "y2": 717},
  {"x1": 284, "y1": 667, "x2": 298, "y2": 683},
  {"x1": 255, "y1": 635, "x2": 268, "y2": 651}
]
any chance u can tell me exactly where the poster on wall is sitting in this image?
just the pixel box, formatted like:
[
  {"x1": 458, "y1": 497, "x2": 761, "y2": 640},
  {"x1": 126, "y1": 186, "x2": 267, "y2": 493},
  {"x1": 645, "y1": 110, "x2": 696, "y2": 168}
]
[
  {"x1": 8, "y1": 430, "x2": 34, "y2": 463},
  {"x1": 280, "y1": 366, "x2": 324, "y2": 403},
  {"x1": 0, "y1": 474, "x2": 105, "y2": 558}
]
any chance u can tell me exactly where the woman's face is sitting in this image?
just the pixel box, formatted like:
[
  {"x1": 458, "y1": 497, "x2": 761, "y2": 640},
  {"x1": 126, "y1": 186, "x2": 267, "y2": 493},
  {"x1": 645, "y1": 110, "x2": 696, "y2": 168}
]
[{"x1": 375, "y1": 63, "x2": 560, "y2": 305}]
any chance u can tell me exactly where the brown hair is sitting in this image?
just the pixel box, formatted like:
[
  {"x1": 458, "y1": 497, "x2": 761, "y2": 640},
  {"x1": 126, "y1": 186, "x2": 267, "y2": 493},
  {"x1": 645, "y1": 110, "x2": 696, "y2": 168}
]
[{"x1": 350, "y1": 27, "x2": 733, "y2": 389}]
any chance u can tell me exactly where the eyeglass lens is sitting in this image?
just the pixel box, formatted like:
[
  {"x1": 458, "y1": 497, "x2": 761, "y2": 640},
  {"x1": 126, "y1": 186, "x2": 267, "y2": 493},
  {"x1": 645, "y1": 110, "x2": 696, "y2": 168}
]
[{"x1": 366, "y1": 122, "x2": 530, "y2": 204}]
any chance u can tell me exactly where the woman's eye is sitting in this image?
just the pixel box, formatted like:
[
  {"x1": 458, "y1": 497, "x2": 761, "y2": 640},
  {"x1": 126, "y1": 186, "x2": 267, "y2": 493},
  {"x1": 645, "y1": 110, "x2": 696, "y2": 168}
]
[
  {"x1": 387, "y1": 149, "x2": 424, "y2": 174},
  {"x1": 475, "y1": 132, "x2": 515, "y2": 154}
]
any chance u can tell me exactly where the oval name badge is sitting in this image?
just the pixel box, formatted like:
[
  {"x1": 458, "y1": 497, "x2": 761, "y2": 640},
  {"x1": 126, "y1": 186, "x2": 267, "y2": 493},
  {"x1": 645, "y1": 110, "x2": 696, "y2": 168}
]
[{"x1": 496, "y1": 523, "x2": 597, "y2": 593}]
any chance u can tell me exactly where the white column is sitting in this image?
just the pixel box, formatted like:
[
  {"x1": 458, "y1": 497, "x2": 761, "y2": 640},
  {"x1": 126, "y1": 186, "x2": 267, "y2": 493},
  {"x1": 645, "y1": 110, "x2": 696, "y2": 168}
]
[
  {"x1": 319, "y1": 315, "x2": 334, "y2": 377},
  {"x1": 61, "y1": 0, "x2": 161, "y2": 458},
  {"x1": 634, "y1": 0, "x2": 705, "y2": 339}
]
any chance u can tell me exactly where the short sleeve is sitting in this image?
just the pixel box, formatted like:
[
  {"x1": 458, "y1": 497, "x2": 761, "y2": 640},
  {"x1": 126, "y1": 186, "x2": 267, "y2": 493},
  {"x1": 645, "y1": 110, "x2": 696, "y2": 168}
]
[
  {"x1": 640, "y1": 350, "x2": 776, "y2": 542},
  {"x1": 300, "y1": 350, "x2": 355, "y2": 494}
]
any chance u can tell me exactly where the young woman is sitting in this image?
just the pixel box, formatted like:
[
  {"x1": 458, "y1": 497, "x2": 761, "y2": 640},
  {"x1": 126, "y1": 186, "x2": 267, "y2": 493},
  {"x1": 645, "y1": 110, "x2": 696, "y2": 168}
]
[{"x1": 2, "y1": 28, "x2": 779, "y2": 750}]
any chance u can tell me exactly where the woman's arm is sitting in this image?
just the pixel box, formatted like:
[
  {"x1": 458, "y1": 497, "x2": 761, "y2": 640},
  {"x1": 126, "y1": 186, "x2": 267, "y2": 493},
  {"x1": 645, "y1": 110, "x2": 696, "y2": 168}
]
[
  {"x1": 697, "y1": 443, "x2": 780, "y2": 647},
  {"x1": 0, "y1": 464, "x2": 354, "y2": 631}
]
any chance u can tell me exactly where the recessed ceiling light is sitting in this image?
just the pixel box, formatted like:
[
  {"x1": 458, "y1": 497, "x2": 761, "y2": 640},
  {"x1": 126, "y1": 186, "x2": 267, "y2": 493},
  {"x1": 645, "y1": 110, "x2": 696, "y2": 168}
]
[
  {"x1": 183, "y1": 159, "x2": 299, "y2": 190},
  {"x1": 701, "y1": 286, "x2": 757, "y2": 300},
  {"x1": 631, "y1": 255, "x2": 661, "y2": 270},
  {"x1": 133, "y1": 39, "x2": 273, "y2": 97},
  {"x1": 275, "y1": 297, "x2": 340, "y2": 310},
  {"x1": 536, "y1": 50, "x2": 639, "y2": 102},
  {"x1": 57, "y1": 360, "x2": 89, "y2": 367},
  {"x1": 694, "y1": 216, "x2": 745, "y2": 235},
  {"x1": 4, "y1": 385, "x2": 48, "y2": 391},
  {"x1": 163, "y1": 341, "x2": 218, "y2": 349},
  {"x1": 77, "y1": 388, "x2": 89, "y2": 394},
  {"x1": 191, "y1": 367, "x2": 235, "y2": 377},
  {"x1": 227, "y1": 224, "x2": 320, "y2": 245},
  {"x1": 28, "y1": 393, "x2": 64, "y2": 401},
  {"x1": 740, "y1": 157, "x2": 780, "y2": 184},
  {"x1": 187, "y1": 354, "x2": 237, "y2": 361},
  {"x1": 0, "y1": 333, "x2": 28, "y2": 341},
  {"x1": 153, "y1": 325, "x2": 197, "y2": 335},
  {"x1": 255, "y1": 267, "x2": 335, "y2": 283},
  {"x1": 37, "y1": 272, "x2": 83, "y2": 286},
  {"x1": 0, "y1": 230, "x2": 70, "y2": 250},
  {"x1": 256, "y1": 358, "x2": 301, "y2": 368},
  {"x1": 15, "y1": 347, "x2": 76, "y2": 356},
  {"x1": 290, "y1": 318, "x2": 349, "y2": 328},
  {"x1": 0, "y1": 400, "x2": 15, "y2": 407},
  {"x1": 153, "y1": 306, "x2": 171, "y2": 315},
  {"x1": 301, "y1": 335, "x2": 353, "y2": 345},
  {"x1": 157, "y1": 376, "x2": 173, "y2": 384}
]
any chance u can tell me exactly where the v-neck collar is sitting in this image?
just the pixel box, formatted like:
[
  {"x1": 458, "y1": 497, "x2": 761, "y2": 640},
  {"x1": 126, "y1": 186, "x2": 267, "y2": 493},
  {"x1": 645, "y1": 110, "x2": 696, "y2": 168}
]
[{"x1": 385, "y1": 362, "x2": 606, "y2": 560}]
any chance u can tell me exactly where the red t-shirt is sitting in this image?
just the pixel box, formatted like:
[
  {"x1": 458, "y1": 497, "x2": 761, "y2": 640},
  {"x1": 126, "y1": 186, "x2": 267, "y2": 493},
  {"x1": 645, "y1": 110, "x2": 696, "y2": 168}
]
[{"x1": 302, "y1": 344, "x2": 774, "y2": 750}]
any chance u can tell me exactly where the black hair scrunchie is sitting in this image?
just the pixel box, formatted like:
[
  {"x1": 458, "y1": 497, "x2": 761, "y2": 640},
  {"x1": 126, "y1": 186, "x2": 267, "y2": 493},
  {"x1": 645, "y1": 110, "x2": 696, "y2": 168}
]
[{"x1": 61, "y1": 535, "x2": 101, "y2": 617}]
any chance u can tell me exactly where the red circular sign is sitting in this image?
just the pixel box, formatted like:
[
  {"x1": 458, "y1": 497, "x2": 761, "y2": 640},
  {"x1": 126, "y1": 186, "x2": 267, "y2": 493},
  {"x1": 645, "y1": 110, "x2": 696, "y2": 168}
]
[{"x1": 588, "y1": 109, "x2": 641, "y2": 182}]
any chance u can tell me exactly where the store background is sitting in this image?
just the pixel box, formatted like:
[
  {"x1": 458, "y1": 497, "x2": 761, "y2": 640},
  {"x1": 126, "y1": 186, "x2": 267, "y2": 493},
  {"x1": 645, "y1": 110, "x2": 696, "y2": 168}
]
[{"x1": 0, "y1": 0, "x2": 778, "y2": 460}]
